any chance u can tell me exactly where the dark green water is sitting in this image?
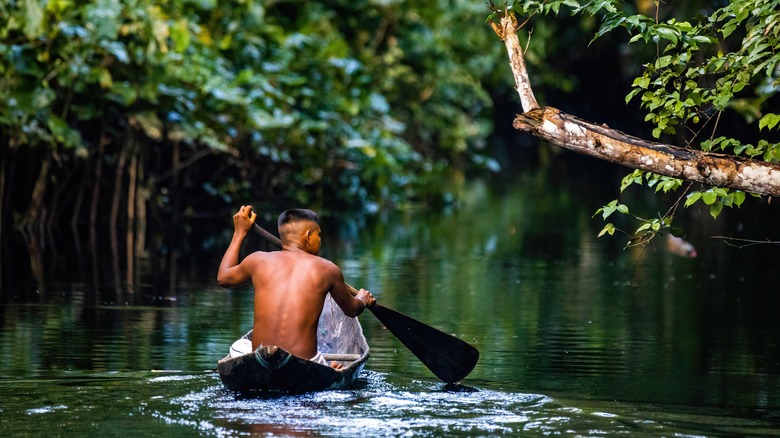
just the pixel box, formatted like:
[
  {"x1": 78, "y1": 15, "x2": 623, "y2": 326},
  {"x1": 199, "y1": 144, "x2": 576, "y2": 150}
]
[{"x1": 2, "y1": 156, "x2": 780, "y2": 436}]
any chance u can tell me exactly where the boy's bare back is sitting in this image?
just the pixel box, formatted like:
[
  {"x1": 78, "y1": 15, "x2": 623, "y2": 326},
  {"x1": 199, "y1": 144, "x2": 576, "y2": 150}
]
[{"x1": 242, "y1": 250, "x2": 342, "y2": 358}]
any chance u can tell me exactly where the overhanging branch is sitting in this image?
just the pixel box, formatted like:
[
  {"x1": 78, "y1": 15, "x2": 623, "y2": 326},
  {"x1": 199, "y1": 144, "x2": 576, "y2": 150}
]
[{"x1": 490, "y1": 11, "x2": 780, "y2": 198}]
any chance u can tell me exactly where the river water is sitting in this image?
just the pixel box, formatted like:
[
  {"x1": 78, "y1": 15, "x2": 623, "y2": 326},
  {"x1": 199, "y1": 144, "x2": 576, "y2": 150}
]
[{"x1": 2, "y1": 154, "x2": 780, "y2": 436}]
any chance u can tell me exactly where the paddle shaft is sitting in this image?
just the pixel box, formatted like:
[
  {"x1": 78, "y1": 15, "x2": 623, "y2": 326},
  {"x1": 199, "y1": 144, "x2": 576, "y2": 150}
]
[{"x1": 250, "y1": 222, "x2": 479, "y2": 383}]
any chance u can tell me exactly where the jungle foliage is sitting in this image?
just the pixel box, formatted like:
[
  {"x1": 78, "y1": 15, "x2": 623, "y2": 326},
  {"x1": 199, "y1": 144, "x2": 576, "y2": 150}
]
[
  {"x1": 499, "y1": 0, "x2": 780, "y2": 245},
  {"x1": 0, "y1": 0, "x2": 503, "y2": 251},
  {"x1": 4, "y1": 0, "x2": 779, "y2": 261}
]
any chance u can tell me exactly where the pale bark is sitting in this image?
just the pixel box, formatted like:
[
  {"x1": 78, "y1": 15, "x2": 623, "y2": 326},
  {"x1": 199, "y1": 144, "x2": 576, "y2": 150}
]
[
  {"x1": 493, "y1": 13, "x2": 539, "y2": 111},
  {"x1": 515, "y1": 108, "x2": 780, "y2": 197},
  {"x1": 492, "y1": 13, "x2": 780, "y2": 197}
]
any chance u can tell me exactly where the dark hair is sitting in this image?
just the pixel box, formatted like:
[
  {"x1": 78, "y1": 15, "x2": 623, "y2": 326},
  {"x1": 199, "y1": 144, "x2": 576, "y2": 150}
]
[{"x1": 277, "y1": 209, "x2": 319, "y2": 230}]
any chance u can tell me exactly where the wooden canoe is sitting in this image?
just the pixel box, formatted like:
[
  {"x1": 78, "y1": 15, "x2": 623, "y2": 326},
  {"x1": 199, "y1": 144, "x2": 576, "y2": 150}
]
[{"x1": 217, "y1": 295, "x2": 370, "y2": 394}]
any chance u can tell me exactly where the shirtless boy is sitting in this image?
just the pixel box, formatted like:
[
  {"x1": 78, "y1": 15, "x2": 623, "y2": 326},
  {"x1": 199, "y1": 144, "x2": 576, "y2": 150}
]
[{"x1": 217, "y1": 206, "x2": 375, "y2": 368}]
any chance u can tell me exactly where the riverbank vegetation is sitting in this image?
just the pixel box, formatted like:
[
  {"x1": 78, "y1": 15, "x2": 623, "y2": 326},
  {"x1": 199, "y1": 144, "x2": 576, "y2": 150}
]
[
  {"x1": 2, "y1": 0, "x2": 778, "y2": 291},
  {"x1": 0, "y1": 0, "x2": 505, "y2": 251}
]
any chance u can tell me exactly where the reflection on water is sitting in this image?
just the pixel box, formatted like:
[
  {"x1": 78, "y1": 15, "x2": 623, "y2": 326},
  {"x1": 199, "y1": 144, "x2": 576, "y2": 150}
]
[{"x1": 2, "y1": 156, "x2": 780, "y2": 435}]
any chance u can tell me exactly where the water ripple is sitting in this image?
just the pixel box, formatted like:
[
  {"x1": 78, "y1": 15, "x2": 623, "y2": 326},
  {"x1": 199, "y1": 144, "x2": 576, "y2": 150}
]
[{"x1": 151, "y1": 371, "x2": 666, "y2": 437}]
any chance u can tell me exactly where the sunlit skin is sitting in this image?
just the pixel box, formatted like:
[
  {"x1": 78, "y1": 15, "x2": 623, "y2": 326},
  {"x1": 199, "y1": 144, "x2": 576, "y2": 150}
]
[{"x1": 217, "y1": 205, "x2": 375, "y2": 369}]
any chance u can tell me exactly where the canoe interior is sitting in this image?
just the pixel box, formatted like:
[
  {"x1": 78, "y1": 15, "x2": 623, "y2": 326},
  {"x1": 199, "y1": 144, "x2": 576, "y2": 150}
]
[{"x1": 217, "y1": 294, "x2": 370, "y2": 394}]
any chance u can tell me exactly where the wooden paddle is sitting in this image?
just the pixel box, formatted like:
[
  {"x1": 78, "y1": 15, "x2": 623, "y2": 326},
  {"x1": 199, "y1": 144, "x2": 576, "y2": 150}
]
[{"x1": 252, "y1": 223, "x2": 480, "y2": 383}]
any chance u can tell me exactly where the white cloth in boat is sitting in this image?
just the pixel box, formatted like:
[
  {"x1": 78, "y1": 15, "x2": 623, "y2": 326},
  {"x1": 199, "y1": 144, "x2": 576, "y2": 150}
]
[
  {"x1": 229, "y1": 339, "x2": 253, "y2": 358},
  {"x1": 309, "y1": 351, "x2": 327, "y2": 365},
  {"x1": 229, "y1": 338, "x2": 327, "y2": 365}
]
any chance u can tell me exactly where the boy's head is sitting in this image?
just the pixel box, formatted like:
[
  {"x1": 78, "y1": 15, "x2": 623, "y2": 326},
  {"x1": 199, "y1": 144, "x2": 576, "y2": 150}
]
[{"x1": 278, "y1": 209, "x2": 321, "y2": 254}]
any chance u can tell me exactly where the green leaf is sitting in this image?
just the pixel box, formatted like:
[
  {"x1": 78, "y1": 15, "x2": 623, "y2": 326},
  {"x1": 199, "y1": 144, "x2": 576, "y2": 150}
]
[
  {"x1": 133, "y1": 112, "x2": 163, "y2": 141},
  {"x1": 734, "y1": 191, "x2": 746, "y2": 207},
  {"x1": 713, "y1": 187, "x2": 728, "y2": 197},
  {"x1": 171, "y1": 19, "x2": 191, "y2": 53},
  {"x1": 86, "y1": 0, "x2": 122, "y2": 40},
  {"x1": 747, "y1": 43, "x2": 770, "y2": 64},
  {"x1": 722, "y1": 23, "x2": 737, "y2": 38},
  {"x1": 598, "y1": 223, "x2": 615, "y2": 238},
  {"x1": 674, "y1": 21, "x2": 693, "y2": 32},
  {"x1": 655, "y1": 26, "x2": 678, "y2": 46},
  {"x1": 636, "y1": 222, "x2": 652, "y2": 233},
  {"x1": 101, "y1": 41, "x2": 130, "y2": 63},
  {"x1": 691, "y1": 35, "x2": 713, "y2": 45},
  {"x1": 702, "y1": 190, "x2": 718, "y2": 205},
  {"x1": 723, "y1": 193, "x2": 734, "y2": 207},
  {"x1": 98, "y1": 67, "x2": 113, "y2": 89},
  {"x1": 201, "y1": 134, "x2": 228, "y2": 152},
  {"x1": 632, "y1": 76, "x2": 651, "y2": 89},
  {"x1": 47, "y1": 115, "x2": 82, "y2": 148},
  {"x1": 46, "y1": 0, "x2": 73, "y2": 14},
  {"x1": 684, "y1": 191, "x2": 701, "y2": 207},
  {"x1": 601, "y1": 200, "x2": 617, "y2": 219},
  {"x1": 655, "y1": 55, "x2": 672, "y2": 69},
  {"x1": 709, "y1": 201, "x2": 724, "y2": 219},
  {"x1": 658, "y1": 178, "x2": 681, "y2": 193},
  {"x1": 759, "y1": 114, "x2": 780, "y2": 131},
  {"x1": 626, "y1": 88, "x2": 642, "y2": 103},
  {"x1": 620, "y1": 169, "x2": 643, "y2": 192},
  {"x1": 23, "y1": 0, "x2": 46, "y2": 38}
]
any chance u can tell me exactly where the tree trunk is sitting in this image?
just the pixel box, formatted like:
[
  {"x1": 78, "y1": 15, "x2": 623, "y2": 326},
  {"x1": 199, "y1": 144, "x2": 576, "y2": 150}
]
[
  {"x1": 126, "y1": 141, "x2": 137, "y2": 286},
  {"x1": 90, "y1": 133, "x2": 108, "y2": 246},
  {"x1": 491, "y1": 12, "x2": 780, "y2": 198},
  {"x1": 71, "y1": 165, "x2": 86, "y2": 230},
  {"x1": 20, "y1": 154, "x2": 52, "y2": 237},
  {"x1": 25, "y1": 234, "x2": 46, "y2": 295},
  {"x1": 136, "y1": 154, "x2": 147, "y2": 260},
  {"x1": 111, "y1": 133, "x2": 129, "y2": 286},
  {"x1": 169, "y1": 140, "x2": 180, "y2": 293},
  {"x1": 0, "y1": 146, "x2": 7, "y2": 242},
  {"x1": 0, "y1": 146, "x2": 6, "y2": 289},
  {"x1": 70, "y1": 156, "x2": 89, "y2": 257},
  {"x1": 90, "y1": 133, "x2": 108, "y2": 288},
  {"x1": 47, "y1": 161, "x2": 80, "y2": 254}
]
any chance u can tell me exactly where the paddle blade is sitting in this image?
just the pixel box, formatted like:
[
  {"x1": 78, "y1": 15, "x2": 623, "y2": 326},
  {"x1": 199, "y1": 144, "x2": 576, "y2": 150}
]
[{"x1": 369, "y1": 304, "x2": 479, "y2": 383}]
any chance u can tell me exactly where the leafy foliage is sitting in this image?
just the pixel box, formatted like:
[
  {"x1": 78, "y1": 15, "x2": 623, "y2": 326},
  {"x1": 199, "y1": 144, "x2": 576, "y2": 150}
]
[
  {"x1": 1, "y1": 0, "x2": 505, "y2": 242},
  {"x1": 502, "y1": 0, "x2": 780, "y2": 246}
]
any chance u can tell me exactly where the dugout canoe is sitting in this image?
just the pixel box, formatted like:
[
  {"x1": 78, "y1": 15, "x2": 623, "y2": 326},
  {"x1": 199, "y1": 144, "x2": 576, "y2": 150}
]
[{"x1": 217, "y1": 295, "x2": 370, "y2": 394}]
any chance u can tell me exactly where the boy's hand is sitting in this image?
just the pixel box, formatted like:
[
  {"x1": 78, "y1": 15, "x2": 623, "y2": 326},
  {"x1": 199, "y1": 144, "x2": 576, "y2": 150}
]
[
  {"x1": 233, "y1": 205, "x2": 257, "y2": 234},
  {"x1": 356, "y1": 288, "x2": 376, "y2": 309}
]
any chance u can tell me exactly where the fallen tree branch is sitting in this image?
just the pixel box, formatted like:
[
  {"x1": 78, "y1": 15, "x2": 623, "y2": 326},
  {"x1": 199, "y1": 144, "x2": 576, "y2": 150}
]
[
  {"x1": 514, "y1": 107, "x2": 780, "y2": 197},
  {"x1": 490, "y1": 10, "x2": 780, "y2": 198}
]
